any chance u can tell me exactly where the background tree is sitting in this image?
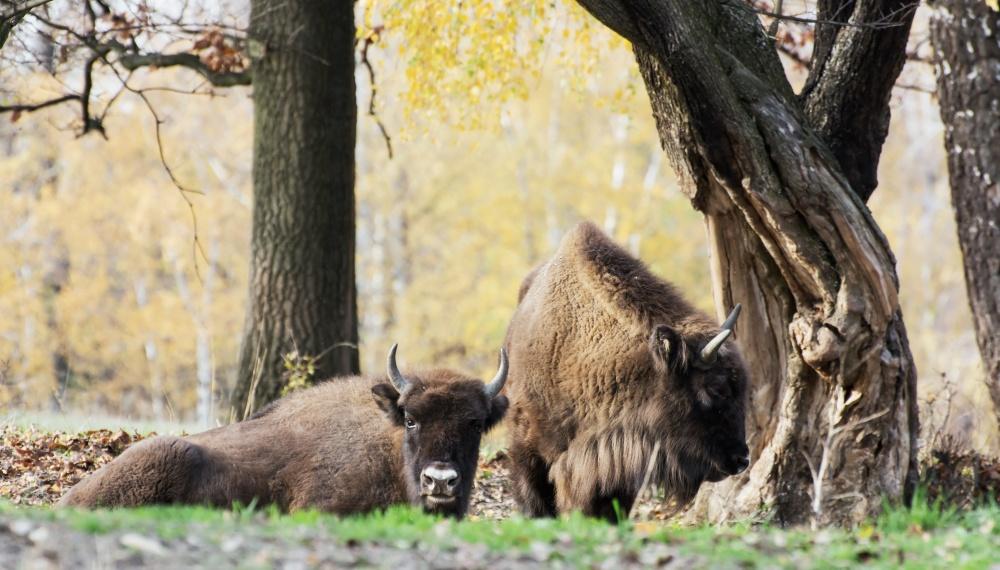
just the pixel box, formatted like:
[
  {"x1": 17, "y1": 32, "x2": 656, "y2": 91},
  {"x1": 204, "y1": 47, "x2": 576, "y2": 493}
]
[
  {"x1": 0, "y1": 0, "x2": 361, "y2": 416},
  {"x1": 570, "y1": 0, "x2": 919, "y2": 525},
  {"x1": 929, "y1": 0, "x2": 1000, "y2": 416},
  {"x1": 231, "y1": 0, "x2": 360, "y2": 415}
]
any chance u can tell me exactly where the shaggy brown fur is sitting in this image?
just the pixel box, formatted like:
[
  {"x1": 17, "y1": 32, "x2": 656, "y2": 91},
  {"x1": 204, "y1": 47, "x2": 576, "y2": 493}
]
[
  {"x1": 59, "y1": 368, "x2": 508, "y2": 518},
  {"x1": 504, "y1": 221, "x2": 750, "y2": 522}
]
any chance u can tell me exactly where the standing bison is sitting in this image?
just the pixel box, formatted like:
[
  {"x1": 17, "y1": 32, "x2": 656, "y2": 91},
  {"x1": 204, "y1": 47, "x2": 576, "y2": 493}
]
[
  {"x1": 505, "y1": 221, "x2": 750, "y2": 522},
  {"x1": 59, "y1": 345, "x2": 509, "y2": 518}
]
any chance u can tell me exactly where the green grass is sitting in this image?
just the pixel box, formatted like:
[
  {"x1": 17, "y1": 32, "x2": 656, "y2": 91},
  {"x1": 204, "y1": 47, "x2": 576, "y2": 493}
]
[{"x1": 2, "y1": 496, "x2": 999, "y2": 568}]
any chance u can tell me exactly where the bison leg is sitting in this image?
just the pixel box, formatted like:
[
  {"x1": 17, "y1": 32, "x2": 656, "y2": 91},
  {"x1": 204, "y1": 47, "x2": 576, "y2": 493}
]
[
  {"x1": 553, "y1": 469, "x2": 637, "y2": 524},
  {"x1": 508, "y1": 439, "x2": 557, "y2": 517},
  {"x1": 585, "y1": 492, "x2": 636, "y2": 524},
  {"x1": 58, "y1": 436, "x2": 205, "y2": 508}
]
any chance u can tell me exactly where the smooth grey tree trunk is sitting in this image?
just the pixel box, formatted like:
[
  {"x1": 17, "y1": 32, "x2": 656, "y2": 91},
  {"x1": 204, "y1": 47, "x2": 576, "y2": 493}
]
[
  {"x1": 929, "y1": 0, "x2": 1000, "y2": 415},
  {"x1": 575, "y1": 0, "x2": 919, "y2": 525},
  {"x1": 232, "y1": 0, "x2": 360, "y2": 415}
]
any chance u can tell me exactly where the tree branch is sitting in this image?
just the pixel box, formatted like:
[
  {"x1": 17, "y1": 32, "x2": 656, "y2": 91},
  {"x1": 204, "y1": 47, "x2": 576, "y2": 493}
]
[
  {"x1": 0, "y1": 93, "x2": 79, "y2": 114},
  {"x1": 25, "y1": 11, "x2": 252, "y2": 88},
  {"x1": 799, "y1": 0, "x2": 918, "y2": 202},
  {"x1": 357, "y1": 29, "x2": 392, "y2": 159},
  {"x1": 741, "y1": 0, "x2": 911, "y2": 30},
  {"x1": 767, "y1": 0, "x2": 783, "y2": 40},
  {"x1": 574, "y1": 0, "x2": 646, "y2": 48},
  {"x1": 1, "y1": 0, "x2": 56, "y2": 18},
  {"x1": 118, "y1": 50, "x2": 251, "y2": 87},
  {"x1": 0, "y1": 0, "x2": 56, "y2": 51},
  {"x1": 127, "y1": 79, "x2": 210, "y2": 278},
  {"x1": 80, "y1": 53, "x2": 105, "y2": 136},
  {"x1": 776, "y1": 41, "x2": 810, "y2": 67}
]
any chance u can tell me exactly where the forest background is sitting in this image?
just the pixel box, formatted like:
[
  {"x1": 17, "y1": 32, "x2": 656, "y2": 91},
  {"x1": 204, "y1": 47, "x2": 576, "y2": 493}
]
[{"x1": 0, "y1": 0, "x2": 990, "y2": 450}]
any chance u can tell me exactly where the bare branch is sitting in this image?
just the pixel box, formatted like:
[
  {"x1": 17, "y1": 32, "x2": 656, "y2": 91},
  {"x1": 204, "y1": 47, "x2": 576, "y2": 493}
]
[
  {"x1": 83, "y1": 0, "x2": 98, "y2": 33},
  {"x1": 134, "y1": 86, "x2": 210, "y2": 278},
  {"x1": 26, "y1": 11, "x2": 252, "y2": 88},
  {"x1": 136, "y1": 84, "x2": 219, "y2": 96},
  {"x1": 101, "y1": 62, "x2": 210, "y2": 277},
  {"x1": 767, "y1": 0, "x2": 783, "y2": 39},
  {"x1": 79, "y1": 54, "x2": 105, "y2": 136},
  {"x1": 742, "y1": 0, "x2": 916, "y2": 30},
  {"x1": 5, "y1": 0, "x2": 245, "y2": 275},
  {"x1": 117, "y1": 50, "x2": 250, "y2": 86},
  {"x1": 1, "y1": 0, "x2": 56, "y2": 22},
  {"x1": 0, "y1": 0, "x2": 56, "y2": 50},
  {"x1": 26, "y1": 7, "x2": 85, "y2": 39},
  {"x1": 776, "y1": 40, "x2": 810, "y2": 67},
  {"x1": 0, "y1": 93, "x2": 79, "y2": 114},
  {"x1": 358, "y1": 29, "x2": 392, "y2": 159}
]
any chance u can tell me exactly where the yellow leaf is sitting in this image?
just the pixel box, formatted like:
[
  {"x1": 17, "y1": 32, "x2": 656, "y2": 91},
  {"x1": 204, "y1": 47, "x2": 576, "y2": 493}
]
[{"x1": 632, "y1": 521, "x2": 661, "y2": 535}]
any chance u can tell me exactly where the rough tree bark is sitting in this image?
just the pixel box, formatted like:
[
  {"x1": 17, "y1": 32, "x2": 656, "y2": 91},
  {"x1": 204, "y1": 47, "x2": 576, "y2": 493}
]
[
  {"x1": 232, "y1": 0, "x2": 360, "y2": 414},
  {"x1": 929, "y1": 0, "x2": 1000, "y2": 414},
  {"x1": 574, "y1": 0, "x2": 918, "y2": 525}
]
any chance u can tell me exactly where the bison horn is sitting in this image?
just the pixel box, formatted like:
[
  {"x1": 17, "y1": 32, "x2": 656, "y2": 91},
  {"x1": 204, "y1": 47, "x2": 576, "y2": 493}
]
[
  {"x1": 483, "y1": 348, "x2": 509, "y2": 399},
  {"x1": 700, "y1": 303, "x2": 742, "y2": 363},
  {"x1": 386, "y1": 343, "x2": 411, "y2": 393}
]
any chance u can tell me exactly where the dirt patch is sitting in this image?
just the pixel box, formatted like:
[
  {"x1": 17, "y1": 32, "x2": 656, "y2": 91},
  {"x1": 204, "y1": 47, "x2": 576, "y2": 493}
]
[{"x1": 469, "y1": 453, "x2": 518, "y2": 520}]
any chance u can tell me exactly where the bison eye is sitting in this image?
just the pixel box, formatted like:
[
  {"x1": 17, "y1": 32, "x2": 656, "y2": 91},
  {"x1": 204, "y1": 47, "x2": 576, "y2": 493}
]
[{"x1": 405, "y1": 417, "x2": 417, "y2": 430}]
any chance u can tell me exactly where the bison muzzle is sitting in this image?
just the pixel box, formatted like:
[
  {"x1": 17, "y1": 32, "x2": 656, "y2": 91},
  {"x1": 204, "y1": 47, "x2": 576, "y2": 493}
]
[{"x1": 58, "y1": 345, "x2": 509, "y2": 518}]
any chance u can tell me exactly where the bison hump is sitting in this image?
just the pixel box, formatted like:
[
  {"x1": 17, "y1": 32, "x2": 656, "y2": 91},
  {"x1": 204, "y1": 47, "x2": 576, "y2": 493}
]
[{"x1": 556, "y1": 221, "x2": 697, "y2": 328}]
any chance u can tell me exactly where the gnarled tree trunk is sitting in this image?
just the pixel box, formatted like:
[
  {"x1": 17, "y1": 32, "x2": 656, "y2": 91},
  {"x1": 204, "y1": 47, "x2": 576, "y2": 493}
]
[
  {"x1": 576, "y1": 0, "x2": 918, "y2": 525},
  {"x1": 232, "y1": 0, "x2": 360, "y2": 415},
  {"x1": 929, "y1": 0, "x2": 1000, "y2": 413}
]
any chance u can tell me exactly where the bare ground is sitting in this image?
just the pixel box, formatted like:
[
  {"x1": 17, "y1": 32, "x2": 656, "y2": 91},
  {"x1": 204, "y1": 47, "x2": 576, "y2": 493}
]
[{"x1": 0, "y1": 519, "x2": 681, "y2": 569}]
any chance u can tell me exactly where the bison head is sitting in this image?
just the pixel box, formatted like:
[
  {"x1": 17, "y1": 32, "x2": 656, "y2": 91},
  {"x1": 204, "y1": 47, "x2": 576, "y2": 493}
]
[
  {"x1": 371, "y1": 345, "x2": 509, "y2": 518},
  {"x1": 650, "y1": 304, "x2": 750, "y2": 486}
]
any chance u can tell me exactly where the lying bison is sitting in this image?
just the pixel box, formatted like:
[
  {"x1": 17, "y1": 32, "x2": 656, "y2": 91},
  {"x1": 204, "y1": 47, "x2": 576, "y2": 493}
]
[
  {"x1": 59, "y1": 345, "x2": 509, "y2": 518},
  {"x1": 504, "y1": 221, "x2": 750, "y2": 522}
]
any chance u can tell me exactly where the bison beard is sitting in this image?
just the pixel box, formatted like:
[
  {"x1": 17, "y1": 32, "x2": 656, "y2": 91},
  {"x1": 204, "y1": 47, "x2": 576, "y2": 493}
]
[
  {"x1": 59, "y1": 346, "x2": 509, "y2": 519},
  {"x1": 505, "y1": 221, "x2": 750, "y2": 522}
]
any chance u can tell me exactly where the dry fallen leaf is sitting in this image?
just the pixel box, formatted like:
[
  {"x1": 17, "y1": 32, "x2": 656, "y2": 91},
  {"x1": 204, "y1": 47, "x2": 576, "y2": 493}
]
[{"x1": 0, "y1": 425, "x2": 148, "y2": 506}]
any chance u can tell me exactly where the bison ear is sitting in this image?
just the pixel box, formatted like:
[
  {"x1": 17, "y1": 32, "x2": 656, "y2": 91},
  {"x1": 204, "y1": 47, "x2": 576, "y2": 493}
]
[
  {"x1": 650, "y1": 324, "x2": 687, "y2": 373},
  {"x1": 371, "y1": 383, "x2": 404, "y2": 426},
  {"x1": 485, "y1": 394, "x2": 509, "y2": 432}
]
